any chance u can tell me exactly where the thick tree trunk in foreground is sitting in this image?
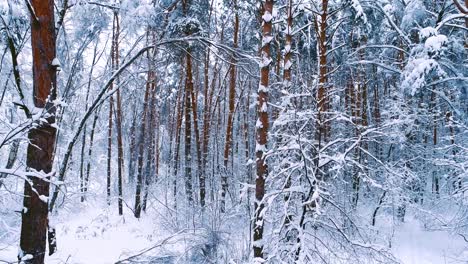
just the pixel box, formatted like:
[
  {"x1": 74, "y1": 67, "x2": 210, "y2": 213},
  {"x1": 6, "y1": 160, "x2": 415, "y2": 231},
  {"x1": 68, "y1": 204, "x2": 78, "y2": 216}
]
[
  {"x1": 20, "y1": 0, "x2": 58, "y2": 262},
  {"x1": 253, "y1": 0, "x2": 272, "y2": 261}
]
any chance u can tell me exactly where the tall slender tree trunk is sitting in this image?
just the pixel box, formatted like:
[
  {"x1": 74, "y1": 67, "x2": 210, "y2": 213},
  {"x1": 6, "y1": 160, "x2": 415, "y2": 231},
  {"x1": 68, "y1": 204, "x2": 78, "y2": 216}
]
[
  {"x1": 221, "y1": 0, "x2": 239, "y2": 213},
  {"x1": 253, "y1": 0, "x2": 273, "y2": 260},
  {"x1": 107, "y1": 77, "x2": 114, "y2": 205},
  {"x1": 154, "y1": 106, "x2": 160, "y2": 186},
  {"x1": 190, "y1": 83, "x2": 203, "y2": 206},
  {"x1": 243, "y1": 82, "x2": 252, "y2": 236},
  {"x1": 20, "y1": 0, "x2": 58, "y2": 262},
  {"x1": 316, "y1": 0, "x2": 329, "y2": 139},
  {"x1": 197, "y1": 1, "x2": 215, "y2": 207},
  {"x1": 182, "y1": 0, "x2": 194, "y2": 206},
  {"x1": 143, "y1": 54, "x2": 158, "y2": 212},
  {"x1": 79, "y1": 126, "x2": 87, "y2": 202},
  {"x1": 184, "y1": 68, "x2": 194, "y2": 205},
  {"x1": 112, "y1": 12, "x2": 124, "y2": 215},
  {"x1": 282, "y1": 0, "x2": 294, "y2": 226},
  {"x1": 430, "y1": 90, "x2": 439, "y2": 195},
  {"x1": 134, "y1": 33, "x2": 155, "y2": 218},
  {"x1": 173, "y1": 85, "x2": 184, "y2": 211},
  {"x1": 133, "y1": 77, "x2": 152, "y2": 218},
  {"x1": 128, "y1": 106, "x2": 137, "y2": 184},
  {"x1": 80, "y1": 41, "x2": 98, "y2": 202},
  {"x1": 83, "y1": 111, "x2": 100, "y2": 199},
  {"x1": 296, "y1": 1, "x2": 329, "y2": 259},
  {"x1": 201, "y1": 57, "x2": 218, "y2": 208},
  {"x1": 351, "y1": 38, "x2": 367, "y2": 208},
  {"x1": 200, "y1": 52, "x2": 211, "y2": 208}
]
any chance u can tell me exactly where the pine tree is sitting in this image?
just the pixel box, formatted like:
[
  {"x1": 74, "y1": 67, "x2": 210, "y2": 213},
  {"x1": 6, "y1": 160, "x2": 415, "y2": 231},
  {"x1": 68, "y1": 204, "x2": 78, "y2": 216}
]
[{"x1": 19, "y1": 0, "x2": 58, "y2": 262}]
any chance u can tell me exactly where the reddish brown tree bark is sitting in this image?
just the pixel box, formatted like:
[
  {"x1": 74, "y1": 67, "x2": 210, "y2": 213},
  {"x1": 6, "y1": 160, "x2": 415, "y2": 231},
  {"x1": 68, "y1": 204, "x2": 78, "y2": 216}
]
[
  {"x1": 221, "y1": 0, "x2": 239, "y2": 213},
  {"x1": 253, "y1": 0, "x2": 273, "y2": 260},
  {"x1": 316, "y1": 0, "x2": 330, "y2": 139},
  {"x1": 20, "y1": 0, "x2": 58, "y2": 262},
  {"x1": 182, "y1": 0, "x2": 194, "y2": 205},
  {"x1": 184, "y1": 56, "x2": 194, "y2": 205}
]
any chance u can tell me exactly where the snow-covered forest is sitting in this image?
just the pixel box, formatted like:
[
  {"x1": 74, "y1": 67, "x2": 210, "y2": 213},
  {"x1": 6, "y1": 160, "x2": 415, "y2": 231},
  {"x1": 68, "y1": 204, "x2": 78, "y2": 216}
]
[{"x1": 0, "y1": 0, "x2": 468, "y2": 263}]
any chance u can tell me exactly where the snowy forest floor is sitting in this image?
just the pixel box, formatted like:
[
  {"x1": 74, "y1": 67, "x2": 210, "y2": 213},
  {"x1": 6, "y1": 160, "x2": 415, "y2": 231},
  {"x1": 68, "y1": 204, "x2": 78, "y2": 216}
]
[
  {"x1": 1, "y1": 202, "x2": 467, "y2": 264},
  {"x1": 0, "y1": 192, "x2": 252, "y2": 264}
]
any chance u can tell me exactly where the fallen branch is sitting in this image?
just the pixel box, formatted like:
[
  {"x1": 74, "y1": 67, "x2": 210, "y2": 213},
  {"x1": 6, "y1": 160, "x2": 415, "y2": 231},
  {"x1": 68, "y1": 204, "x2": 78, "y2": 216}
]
[{"x1": 114, "y1": 229, "x2": 187, "y2": 264}]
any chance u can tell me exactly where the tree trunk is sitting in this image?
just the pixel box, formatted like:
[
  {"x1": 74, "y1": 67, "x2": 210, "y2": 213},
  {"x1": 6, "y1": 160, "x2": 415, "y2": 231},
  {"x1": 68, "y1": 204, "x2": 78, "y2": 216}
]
[
  {"x1": 173, "y1": 84, "x2": 184, "y2": 211},
  {"x1": 128, "y1": 104, "x2": 138, "y2": 185},
  {"x1": 83, "y1": 111, "x2": 100, "y2": 199},
  {"x1": 199, "y1": 52, "x2": 211, "y2": 208},
  {"x1": 184, "y1": 66, "x2": 194, "y2": 205},
  {"x1": 79, "y1": 126, "x2": 87, "y2": 202},
  {"x1": 430, "y1": 90, "x2": 439, "y2": 195},
  {"x1": 282, "y1": 0, "x2": 294, "y2": 227},
  {"x1": 143, "y1": 56, "x2": 158, "y2": 212},
  {"x1": 113, "y1": 12, "x2": 124, "y2": 215},
  {"x1": 316, "y1": 0, "x2": 329, "y2": 139},
  {"x1": 182, "y1": 0, "x2": 194, "y2": 206},
  {"x1": 296, "y1": 1, "x2": 329, "y2": 259},
  {"x1": 134, "y1": 35, "x2": 154, "y2": 218},
  {"x1": 20, "y1": 0, "x2": 58, "y2": 262},
  {"x1": 80, "y1": 41, "x2": 98, "y2": 202},
  {"x1": 253, "y1": 0, "x2": 272, "y2": 260},
  {"x1": 221, "y1": 0, "x2": 239, "y2": 213},
  {"x1": 352, "y1": 37, "x2": 367, "y2": 209},
  {"x1": 107, "y1": 93, "x2": 114, "y2": 205},
  {"x1": 200, "y1": 56, "x2": 218, "y2": 208},
  {"x1": 190, "y1": 82, "x2": 203, "y2": 207}
]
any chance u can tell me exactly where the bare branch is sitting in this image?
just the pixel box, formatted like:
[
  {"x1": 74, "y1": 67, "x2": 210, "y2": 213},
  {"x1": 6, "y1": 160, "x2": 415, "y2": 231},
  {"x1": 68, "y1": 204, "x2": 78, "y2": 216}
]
[
  {"x1": 24, "y1": 0, "x2": 39, "y2": 23},
  {"x1": 453, "y1": 0, "x2": 468, "y2": 14}
]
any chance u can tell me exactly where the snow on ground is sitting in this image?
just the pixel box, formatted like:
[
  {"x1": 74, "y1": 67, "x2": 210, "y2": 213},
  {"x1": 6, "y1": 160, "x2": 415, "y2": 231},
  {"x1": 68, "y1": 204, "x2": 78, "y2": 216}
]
[
  {"x1": 392, "y1": 216, "x2": 467, "y2": 264},
  {"x1": 48, "y1": 209, "x2": 157, "y2": 263},
  {"x1": 1, "y1": 206, "x2": 467, "y2": 263},
  {"x1": 0, "y1": 205, "x2": 176, "y2": 264}
]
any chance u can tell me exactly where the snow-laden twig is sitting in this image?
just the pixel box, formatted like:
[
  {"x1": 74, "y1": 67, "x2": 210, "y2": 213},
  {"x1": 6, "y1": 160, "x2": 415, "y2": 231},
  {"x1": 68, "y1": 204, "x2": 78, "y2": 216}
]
[
  {"x1": 24, "y1": 0, "x2": 39, "y2": 22},
  {"x1": 436, "y1": 14, "x2": 468, "y2": 31},
  {"x1": 114, "y1": 229, "x2": 188, "y2": 263},
  {"x1": 373, "y1": 4, "x2": 411, "y2": 46}
]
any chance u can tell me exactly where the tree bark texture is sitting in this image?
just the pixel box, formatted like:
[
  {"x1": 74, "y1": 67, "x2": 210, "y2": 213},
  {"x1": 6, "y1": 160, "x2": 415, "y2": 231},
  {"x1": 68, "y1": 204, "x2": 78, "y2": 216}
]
[
  {"x1": 20, "y1": 0, "x2": 58, "y2": 262},
  {"x1": 253, "y1": 0, "x2": 272, "y2": 260}
]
